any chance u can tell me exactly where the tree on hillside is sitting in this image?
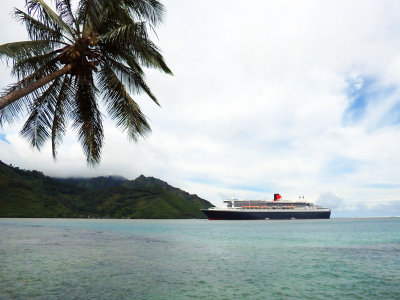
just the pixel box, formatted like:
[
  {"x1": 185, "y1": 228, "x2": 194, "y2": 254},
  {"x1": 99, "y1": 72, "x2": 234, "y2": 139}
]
[{"x1": 0, "y1": 0, "x2": 172, "y2": 166}]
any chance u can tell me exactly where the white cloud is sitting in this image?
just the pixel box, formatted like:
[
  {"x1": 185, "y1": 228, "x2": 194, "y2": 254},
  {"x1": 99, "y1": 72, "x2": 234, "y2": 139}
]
[
  {"x1": 1, "y1": 0, "x2": 400, "y2": 216},
  {"x1": 316, "y1": 192, "x2": 344, "y2": 210}
]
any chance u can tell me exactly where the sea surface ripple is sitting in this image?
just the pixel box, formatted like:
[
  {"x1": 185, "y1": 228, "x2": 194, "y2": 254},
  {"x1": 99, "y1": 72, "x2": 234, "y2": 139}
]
[{"x1": 0, "y1": 218, "x2": 399, "y2": 299}]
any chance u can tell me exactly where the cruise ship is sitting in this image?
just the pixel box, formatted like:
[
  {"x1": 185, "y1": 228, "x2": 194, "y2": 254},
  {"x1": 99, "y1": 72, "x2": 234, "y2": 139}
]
[{"x1": 201, "y1": 194, "x2": 331, "y2": 220}]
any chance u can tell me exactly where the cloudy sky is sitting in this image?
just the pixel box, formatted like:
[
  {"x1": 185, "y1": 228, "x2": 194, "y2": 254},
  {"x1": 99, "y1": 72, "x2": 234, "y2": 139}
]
[{"x1": 1, "y1": 0, "x2": 400, "y2": 217}]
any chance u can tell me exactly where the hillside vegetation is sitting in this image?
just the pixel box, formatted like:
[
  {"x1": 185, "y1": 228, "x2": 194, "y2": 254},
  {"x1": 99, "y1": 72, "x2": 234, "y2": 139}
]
[{"x1": 0, "y1": 161, "x2": 212, "y2": 218}]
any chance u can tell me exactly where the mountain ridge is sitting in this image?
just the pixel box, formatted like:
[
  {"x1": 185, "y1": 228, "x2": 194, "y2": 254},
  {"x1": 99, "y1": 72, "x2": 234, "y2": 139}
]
[{"x1": 0, "y1": 160, "x2": 213, "y2": 218}]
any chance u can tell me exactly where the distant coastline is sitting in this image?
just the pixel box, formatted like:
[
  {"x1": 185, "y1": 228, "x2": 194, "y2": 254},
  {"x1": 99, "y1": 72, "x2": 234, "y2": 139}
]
[{"x1": 0, "y1": 160, "x2": 213, "y2": 219}]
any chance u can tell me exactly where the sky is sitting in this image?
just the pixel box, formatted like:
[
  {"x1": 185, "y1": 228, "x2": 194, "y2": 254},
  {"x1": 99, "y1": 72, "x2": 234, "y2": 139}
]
[{"x1": 1, "y1": 0, "x2": 400, "y2": 217}]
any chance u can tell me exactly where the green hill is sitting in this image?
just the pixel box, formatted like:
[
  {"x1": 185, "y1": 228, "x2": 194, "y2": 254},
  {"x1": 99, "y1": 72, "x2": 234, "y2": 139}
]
[
  {"x1": 56, "y1": 175, "x2": 128, "y2": 190},
  {"x1": 0, "y1": 161, "x2": 213, "y2": 218}
]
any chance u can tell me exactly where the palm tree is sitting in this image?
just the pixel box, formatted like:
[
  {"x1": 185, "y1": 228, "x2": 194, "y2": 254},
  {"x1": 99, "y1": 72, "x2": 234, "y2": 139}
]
[{"x1": 0, "y1": 0, "x2": 172, "y2": 166}]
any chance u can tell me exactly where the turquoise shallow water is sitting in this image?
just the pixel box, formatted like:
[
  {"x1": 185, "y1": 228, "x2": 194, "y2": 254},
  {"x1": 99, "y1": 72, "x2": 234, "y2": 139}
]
[{"x1": 0, "y1": 218, "x2": 399, "y2": 299}]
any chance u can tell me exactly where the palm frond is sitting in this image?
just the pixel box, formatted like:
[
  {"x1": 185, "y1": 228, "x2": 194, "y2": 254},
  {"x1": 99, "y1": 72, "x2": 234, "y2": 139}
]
[
  {"x1": 72, "y1": 74, "x2": 103, "y2": 166},
  {"x1": 8, "y1": 57, "x2": 60, "y2": 92},
  {"x1": 132, "y1": 39, "x2": 172, "y2": 74},
  {"x1": 0, "y1": 81, "x2": 51, "y2": 125},
  {"x1": 1, "y1": 59, "x2": 66, "y2": 125},
  {"x1": 101, "y1": 54, "x2": 158, "y2": 105},
  {"x1": 122, "y1": 0, "x2": 165, "y2": 25},
  {"x1": 99, "y1": 62, "x2": 151, "y2": 141},
  {"x1": 79, "y1": 0, "x2": 133, "y2": 29},
  {"x1": 79, "y1": 0, "x2": 164, "y2": 35},
  {"x1": 0, "y1": 40, "x2": 56, "y2": 63},
  {"x1": 0, "y1": 95, "x2": 27, "y2": 126},
  {"x1": 52, "y1": 75, "x2": 73, "y2": 159},
  {"x1": 78, "y1": 0, "x2": 106, "y2": 35},
  {"x1": 100, "y1": 31, "x2": 171, "y2": 75},
  {"x1": 117, "y1": 52, "x2": 144, "y2": 75},
  {"x1": 26, "y1": 0, "x2": 76, "y2": 40},
  {"x1": 11, "y1": 50, "x2": 61, "y2": 79},
  {"x1": 20, "y1": 77, "x2": 63, "y2": 149},
  {"x1": 14, "y1": 8, "x2": 63, "y2": 42},
  {"x1": 56, "y1": 0, "x2": 79, "y2": 32},
  {"x1": 99, "y1": 22, "x2": 147, "y2": 45}
]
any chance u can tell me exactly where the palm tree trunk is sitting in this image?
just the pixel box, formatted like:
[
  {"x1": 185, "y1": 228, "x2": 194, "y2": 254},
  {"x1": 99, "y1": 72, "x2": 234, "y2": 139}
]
[{"x1": 0, "y1": 64, "x2": 73, "y2": 110}]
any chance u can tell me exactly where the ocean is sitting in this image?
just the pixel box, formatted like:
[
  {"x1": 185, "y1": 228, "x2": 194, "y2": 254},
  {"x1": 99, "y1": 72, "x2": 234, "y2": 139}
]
[{"x1": 0, "y1": 218, "x2": 399, "y2": 299}]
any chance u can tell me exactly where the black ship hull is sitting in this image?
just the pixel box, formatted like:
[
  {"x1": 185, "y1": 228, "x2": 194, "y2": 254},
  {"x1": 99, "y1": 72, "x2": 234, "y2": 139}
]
[{"x1": 201, "y1": 209, "x2": 331, "y2": 220}]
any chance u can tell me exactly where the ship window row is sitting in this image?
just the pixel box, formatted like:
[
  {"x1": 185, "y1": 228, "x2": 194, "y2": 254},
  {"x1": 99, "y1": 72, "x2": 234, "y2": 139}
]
[
  {"x1": 240, "y1": 206, "x2": 297, "y2": 209},
  {"x1": 233, "y1": 202, "x2": 310, "y2": 208}
]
